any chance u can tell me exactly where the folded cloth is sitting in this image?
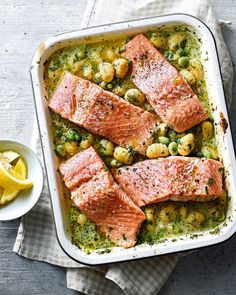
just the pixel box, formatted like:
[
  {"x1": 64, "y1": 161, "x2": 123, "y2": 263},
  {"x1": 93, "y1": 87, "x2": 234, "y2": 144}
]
[{"x1": 13, "y1": 0, "x2": 233, "y2": 294}]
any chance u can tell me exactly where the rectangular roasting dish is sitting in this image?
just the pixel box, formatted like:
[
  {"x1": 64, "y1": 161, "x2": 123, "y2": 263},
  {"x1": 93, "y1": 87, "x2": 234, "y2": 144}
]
[{"x1": 31, "y1": 14, "x2": 236, "y2": 265}]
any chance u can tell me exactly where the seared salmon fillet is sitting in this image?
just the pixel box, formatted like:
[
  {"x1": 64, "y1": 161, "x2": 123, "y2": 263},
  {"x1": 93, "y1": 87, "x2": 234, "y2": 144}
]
[
  {"x1": 49, "y1": 72, "x2": 159, "y2": 155},
  {"x1": 122, "y1": 34, "x2": 208, "y2": 132},
  {"x1": 113, "y1": 157, "x2": 223, "y2": 207},
  {"x1": 71, "y1": 171, "x2": 145, "y2": 248},
  {"x1": 59, "y1": 147, "x2": 145, "y2": 248},
  {"x1": 59, "y1": 147, "x2": 106, "y2": 190}
]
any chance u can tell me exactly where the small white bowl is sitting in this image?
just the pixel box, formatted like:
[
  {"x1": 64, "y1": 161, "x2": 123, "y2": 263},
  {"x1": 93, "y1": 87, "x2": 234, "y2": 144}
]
[{"x1": 0, "y1": 140, "x2": 44, "y2": 221}]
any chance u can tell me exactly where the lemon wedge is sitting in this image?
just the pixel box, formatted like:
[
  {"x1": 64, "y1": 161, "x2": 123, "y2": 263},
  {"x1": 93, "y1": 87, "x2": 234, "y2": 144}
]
[
  {"x1": 0, "y1": 151, "x2": 34, "y2": 205},
  {"x1": 0, "y1": 187, "x2": 19, "y2": 205},
  {"x1": 1, "y1": 151, "x2": 20, "y2": 163},
  {"x1": 14, "y1": 158, "x2": 27, "y2": 178},
  {"x1": 0, "y1": 160, "x2": 23, "y2": 205},
  {"x1": 0, "y1": 162, "x2": 33, "y2": 190}
]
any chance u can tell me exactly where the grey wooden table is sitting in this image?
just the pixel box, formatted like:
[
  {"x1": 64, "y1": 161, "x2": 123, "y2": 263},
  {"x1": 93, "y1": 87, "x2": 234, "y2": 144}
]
[{"x1": 0, "y1": 1, "x2": 236, "y2": 294}]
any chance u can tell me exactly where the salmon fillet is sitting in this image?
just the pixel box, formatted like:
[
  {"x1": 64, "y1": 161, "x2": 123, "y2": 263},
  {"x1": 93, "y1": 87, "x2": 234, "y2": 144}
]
[
  {"x1": 71, "y1": 171, "x2": 145, "y2": 248},
  {"x1": 59, "y1": 147, "x2": 145, "y2": 248},
  {"x1": 49, "y1": 72, "x2": 159, "y2": 155},
  {"x1": 59, "y1": 147, "x2": 106, "y2": 190},
  {"x1": 122, "y1": 34, "x2": 208, "y2": 132},
  {"x1": 113, "y1": 157, "x2": 223, "y2": 207}
]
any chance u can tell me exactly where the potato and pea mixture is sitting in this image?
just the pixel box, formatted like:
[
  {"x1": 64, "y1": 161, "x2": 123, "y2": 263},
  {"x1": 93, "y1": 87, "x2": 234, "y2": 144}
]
[{"x1": 44, "y1": 26, "x2": 227, "y2": 252}]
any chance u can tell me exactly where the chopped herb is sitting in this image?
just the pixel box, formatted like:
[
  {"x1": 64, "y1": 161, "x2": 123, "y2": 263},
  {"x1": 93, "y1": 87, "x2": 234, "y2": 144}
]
[{"x1": 207, "y1": 177, "x2": 214, "y2": 185}]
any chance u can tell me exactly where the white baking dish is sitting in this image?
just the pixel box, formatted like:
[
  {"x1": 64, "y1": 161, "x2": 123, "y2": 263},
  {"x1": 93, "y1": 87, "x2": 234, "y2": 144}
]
[{"x1": 31, "y1": 13, "x2": 236, "y2": 265}]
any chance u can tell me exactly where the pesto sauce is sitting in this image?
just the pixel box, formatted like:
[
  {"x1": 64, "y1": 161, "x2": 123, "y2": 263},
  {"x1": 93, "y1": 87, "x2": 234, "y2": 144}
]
[{"x1": 45, "y1": 25, "x2": 227, "y2": 252}]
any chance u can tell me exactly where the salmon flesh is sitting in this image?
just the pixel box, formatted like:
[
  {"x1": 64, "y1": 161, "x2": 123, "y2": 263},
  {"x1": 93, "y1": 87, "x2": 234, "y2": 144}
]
[
  {"x1": 49, "y1": 72, "x2": 159, "y2": 155},
  {"x1": 122, "y1": 34, "x2": 208, "y2": 132},
  {"x1": 113, "y1": 156, "x2": 223, "y2": 207}
]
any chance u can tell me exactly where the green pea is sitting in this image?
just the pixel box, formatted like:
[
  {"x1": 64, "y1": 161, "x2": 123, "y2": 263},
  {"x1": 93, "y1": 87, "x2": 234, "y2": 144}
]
[
  {"x1": 195, "y1": 126, "x2": 201, "y2": 135},
  {"x1": 168, "y1": 129, "x2": 177, "y2": 141},
  {"x1": 75, "y1": 45, "x2": 86, "y2": 60},
  {"x1": 195, "y1": 152, "x2": 202, "y2": 157},
  {"x1": 176, "y1": 48, "x2": 190, "y2": 57},
  {"x1": 100, "y1": 81, "x2": 107, "y2": 89},
  {"x1": 55, "y1": 145, "x2": 66, "y2": 156},
  {"x1": 107, "y1": 83, "x2": 113, "y2": 90},
  {"x1": 67, "y1": 130, "x2": 75, "y2": 141},
  {"x1": 164, "y1": 51, "x2": 174, "y2": 62},
  {"x1": 178, "y1": 56, "x2": 189, "y2": 68},
  {"x1": 158, "y1": 136, "x2": 170, "y2": 146},
  {"x1": 110, "y1": 159, "x2": 123, "y2": 168},
  {"x1": 55, "y1": 129, "x2": 62, "y2": 137},
  {"x1": 168, "y1": 142, "x2": 178, "y2": 156},
  {"x1": 74, "y1": 133, "x2": 81, "y2": 142},
  {"x1": 93, "y1": 72, "x2": 102, "y2": 84}
]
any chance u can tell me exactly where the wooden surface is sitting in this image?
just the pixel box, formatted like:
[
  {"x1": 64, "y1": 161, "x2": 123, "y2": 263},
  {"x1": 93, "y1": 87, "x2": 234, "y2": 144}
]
[{"x1": 0, "y1": 1, "x2": 236, "y2": 294}]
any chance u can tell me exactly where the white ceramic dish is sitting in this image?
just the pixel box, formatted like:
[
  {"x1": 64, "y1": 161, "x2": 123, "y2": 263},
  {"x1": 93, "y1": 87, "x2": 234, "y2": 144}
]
[
  {"x1": 31, "y1": 14, "x2": 236, "y2": 265},
  {"x1": 0, "y1": 140, "x2": 44, "y2": 221}
]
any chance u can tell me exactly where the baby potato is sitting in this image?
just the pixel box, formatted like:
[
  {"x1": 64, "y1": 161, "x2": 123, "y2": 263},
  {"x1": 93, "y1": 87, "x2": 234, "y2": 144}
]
[
  {"x1": 146, "y1": 143, "x2": 169, "y2": 159},
  {"x1": 189, "y1": 59, "x2": 204, "y2": 80},
  {"x1": 177, "y1": 133, "x2": 195, "y2": 156},
  {"x1": 103, "y1": 48, "x2": 116, "y2": 62},
  {"x1": 112, "y1": 85, "x2": 126, "y2": 97},
  {"x1": 72, "y1": 60, "x2": 86, "y2": 73},
  {"x1": 113, "y1": 58, "x2": 129, "y2": 78},
  {"x1": 77, "y1": 213, "x2": 87, "y2": 226},
  {"x1": 180, "y1": 69, "x2": 196, "y2": 85},
  {"x1": 157, "y1": 123, "x2": 169, "y2": 137},
  {"x1": 158, "y1": 204, "x2": 178, "y2": 224},
  {"x1": 186, "y1": 212, "x2": 205, "y2": 227},
  {"x1": 113, "y1": 146, "x2": 133, "y2": 165},
  {"x1": 208, "y1": 207, "x2": 225, "y2": 222},
  {"x1": 80, "y1": 134, "x2": 94, "y2": 149},
  {"x1": 145, "y1": 207, "x2": 155, "y2": 221},
  {"x1": 179, "y1": 206, "x2": 187, "y2": 219},
  {"x1": 93, "y1": 72, "x2": 103, "y2": 84},
  {"x1": 168, "y1": 142, "x2": 178, "y2": 156},
  {"x1": 168, "y1": 32, "x2": 187, "y2": 51},
  {"x1": 124, "y1": 88, "x2": 145, "y2": 106},
  {"x1": 64, "y1": 141, "x2": 78, "y2": 155},
  {"x1": 100, "y1": 139, "x2": 114, "y2": 156},
  {"x1": 99, "y1": 62, "x2": 114, "y2": 82},
  {"x1": 83, "y1": 65, "x2": 94, "y2": 80},
  {"x1": 89, "y1": 51, "x2": 103, "y2": 64},
  {"x1": 149, "y1": 33, "x2": 167, "y2": 49},
  {"x1": 201, "y1": 121, "x2": 214, "y2": 140}
]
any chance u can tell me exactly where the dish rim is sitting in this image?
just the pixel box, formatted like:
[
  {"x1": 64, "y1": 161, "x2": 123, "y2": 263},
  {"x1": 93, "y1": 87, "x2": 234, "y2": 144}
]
[{"x1": 30, "y1": 13, "x2": 236, "y2": 265}]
